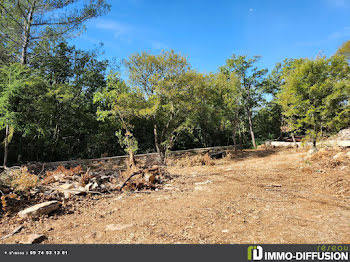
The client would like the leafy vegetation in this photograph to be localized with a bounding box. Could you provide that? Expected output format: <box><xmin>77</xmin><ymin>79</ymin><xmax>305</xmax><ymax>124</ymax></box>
<box><xmin>0</xmin><ymin>1</ymin><xmax>349</xmax><ymax>166</ymax></box>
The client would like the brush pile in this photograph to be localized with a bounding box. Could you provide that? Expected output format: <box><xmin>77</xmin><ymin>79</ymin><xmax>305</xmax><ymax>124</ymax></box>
<box><xmin>0</xmin><ymin>163</ymin><xmax>171</xmax><ymax>217</ymax></box>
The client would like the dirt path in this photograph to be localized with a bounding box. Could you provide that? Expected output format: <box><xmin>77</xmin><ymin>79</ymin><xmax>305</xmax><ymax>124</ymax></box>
<box><xmin>1</xmin><ymin>149</ymin><xmax>350</xmax><ymax>243</ymax></box>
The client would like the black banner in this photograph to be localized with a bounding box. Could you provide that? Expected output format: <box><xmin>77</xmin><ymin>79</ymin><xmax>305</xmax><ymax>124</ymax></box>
<box><xmin>0</xmin><ymin>244</ymin><xmax>349</xmax><ymax>262</ymax></box>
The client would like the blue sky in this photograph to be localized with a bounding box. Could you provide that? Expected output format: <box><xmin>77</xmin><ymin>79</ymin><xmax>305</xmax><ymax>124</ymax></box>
<box><xmin>70</xmin><ymin>0</ymin><xmax>350</xmax><ymax>76</ymax></box>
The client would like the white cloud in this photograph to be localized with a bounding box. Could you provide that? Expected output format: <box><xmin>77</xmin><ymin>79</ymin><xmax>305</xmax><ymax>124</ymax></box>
<box><xmin>95</xmin><ymin>20</ymin><xmax>132</xmax><ymax>39</ymax></box>
<box><xmin>249</xmin><ymin>8</ymin><xmax>255</xmax><ymax>12</ymax></box>
<box><xmin>329</xmin><ymin>26</ymin><xmax>350</xmax><ymax>39</ymax></box>
<box><xmin>150</xmin><ymin>40</ymin><xmax>168</xmax><ymax>50</ymax></box>
<box><xmin>295</xmin><ymin>26</ymin><xmax>350</xmax><ymax>47</ymax></box>
<box><xmin>94</xmin><ymin>19</ymin><xmax>169</xmax><ymax>51</ymax></box>
<box><xmin>326</xmin><ymin>0</ymin><xmax>349</xmax><ymax>8</ymax></box>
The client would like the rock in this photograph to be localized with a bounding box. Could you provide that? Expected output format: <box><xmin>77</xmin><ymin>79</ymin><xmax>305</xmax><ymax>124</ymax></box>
<box><xmin>105</xmin><ymin>224</ymin><xmax>133</xmax><ymax>231</ymax></box>
<box><xmin>346</xmin><ymin>151</ymin><xmax>350</xmax><ymax>158</ymax></box>
<box><xmin>91</xmin><ymin>182</ymin><xmax>99</xmax><ymax>190</ymax></box>
<box><xmin>333</xmin><ymin>152</ymin><xmax>345</xmax><ymax>160</ymax></box>
<box><xmin>84</xmin><ymin>182</ymin><xmax>93</xmax><ymax>191</ymax></box>
<box><xmin>337</xmin><ymin>128</ymin><xmax>350</xmax><ymax>140</ymax></box>
<box><xmin>63</xmin><ymin>191</ymin><xmax>72</xmax><ymax>199</ymax></box>
<box><xmin>59</xmin><ymin>183</ymin><xmax>74</xmax><ymax>190</ymax></box>
<box><xmin>307</xmin><ymin>147</ymin><xmax>318</xmax><ymax>156</ymax></box>
<box><xmin>195</xmin><ymin>180</ymin><xmax>212</xmax><ymax>185</ymax></box>
<box><xmin>195</xmin><ymin>186</ymin><xmax>204</xmax><ymax>191</ymax></box>
<box><xmin>20</xmin><ymin>234</ymin><xmax>46</xmax><ymax>244</ymax></box>
<box><xmin>221</xmin><ymin>229</ymin><xmax>229</xmax><ymax>233</ymax></box>
<box><xmin>209</xmin><ymin>151</ymin><xmax>226</xmax><ymax>159</ymax></box>
<box><xmin>18</xmin><ymin>201</ymin><xmax>60</xmax><ymax>218</ymax></box>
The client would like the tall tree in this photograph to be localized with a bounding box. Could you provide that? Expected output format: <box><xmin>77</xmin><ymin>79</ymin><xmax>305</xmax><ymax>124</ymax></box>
<box><xmin>94</xmin><ymin>72</ymin><xmax>143</xmax><ymax>168</ymax></box>
<box><xmin>211</xmin><ymin>72</ymin><xmax>242</xmax><ymax>149</ymax></box>
<box><xmin>0</xmin><ymin>63</ymin><xmax>47</xmax><ymax>166</ymax></box>
<box><xmin>0</xmin><ymin>0</ymin><xmax>110</xmax><ymax>65</ymax></box>
<box><xmin>277</xmin><ymin>55</ymin><xmax>350</xmax><ymax>148</ymax></box>
<box><xmin>336</xmin><ymin>40</ymin><xmax>350</xmax><ymax>60</ymax></box>
<box><xmin>124</xmin><ymin>50</ymin><xmax>192</xmax><ymax>164</ymax></box>
<box><xmin>220</xmin><ymin>55</ymin><xmax>267</xmax><ymax>148</ymax></box>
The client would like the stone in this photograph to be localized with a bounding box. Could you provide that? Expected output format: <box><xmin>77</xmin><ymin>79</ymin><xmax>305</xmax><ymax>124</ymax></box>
<box><xmin>84</xmin><ymin>182</ymin><xmax>93</xmax><ymax>191</ymax></box>
<box><xmin>59</xmin><ymin>183</ymin><xmax>74</xmax><ymax>190</ymax></box>
<box><xmin>346</xmin><ymin>151</ymin><xmax>350</xmax><ymax>158</ymax></box>
<box><xmin>105</xmin><ymin>224</ymin><xmax>133</xmax><ymax>231</ymax></box>
<box><xmin>333</xmin><ymin>152</ymin><xmax>345</xmax><ymax>160</ymax></box>
<box><xmin>91</xmin><ymin>182</ymin><xmax>99</xmax><ymax>190</ymax></box>
<box><xmin>63</xmin><ymin>191</ymin><xmax>72</xmax><ymax>199</ymax></box>
<box><xmin>195</xmin><ymin>186</ymin><xmax>204</xmax><ymax>191</ymax></box>
<box><xmin>195</xmin><ymin>180</ymin><xmax>212</xmax><ymax>186</ymax></box>
<box><xmin>307</xmin><ymin>147</ymin><xmax>318</xmax><ymax>156</ymax></box>
<box><xmin>18</xmin><ymin>201</ymin><xmax>60</xmax><ymax>218</ymax></box>
<box><xmin>337</xmin><ymin>128</ymin><xmax>350</xmax><ymax>140</ymax></box>
<box><xmin>21</xmin><ymin>234</ymin><xmax>46</xmax><ymax>244</ymax></box>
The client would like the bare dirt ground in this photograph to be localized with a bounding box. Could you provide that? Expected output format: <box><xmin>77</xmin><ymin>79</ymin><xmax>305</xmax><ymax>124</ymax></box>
<box><xmin>1</xmin><ymin>148</ymin><xmax>349</xmax><ymax>244</ymax></box>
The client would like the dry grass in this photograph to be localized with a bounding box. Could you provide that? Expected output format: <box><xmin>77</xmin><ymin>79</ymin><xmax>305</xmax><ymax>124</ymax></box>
<box><xmin>308</xmin><ymin>148</ymin><xmax>350</xmax><ymax>168</ymax></box>
<box><xmin>42</xmin><ymin>165</ymin><xmax>84</xmax><ymax>185</ymax></box>
<box><xmin>168</xmin><ymin>153</ymin><xmax>215</xmax><ymax>167</ymax></box>
<box><xmin>10</xmin><ymin>167</ymin><xmax>38</xmax><ymax>193</ymax></box>
<box><xmin>80</xmin><ymin>169</ymin><xmax>91</xmax><ymax>186</ymax></box>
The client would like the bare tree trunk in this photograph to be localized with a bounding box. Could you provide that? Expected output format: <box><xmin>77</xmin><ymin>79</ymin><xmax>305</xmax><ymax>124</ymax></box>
<box><xmin>231</xmin><ymin>120</ymin><xmax>238</xmax><ymax>150</ymax></box>
<box><xmin>247</xmin><ymin>110</ymin><xmax>256</xmax><ymax>148</ymax></box>
<box><xmin>291</xmin><ymin>132</ymin><xmax>296</xmax><ymax>146</ymax></box>
<box><xmin>238</xmin><ymin>126</ymin><xmax>242</xmax><ymax>149</ymax></box>
<box><xmin>129</xmin><ymin>151</ymin><xmax>136</xmax><ymax>167</ymax></box>
<box><xmin>153</xmin><ymin>122</ymin><xmax>165</xmax><ymax>164</ymax></box>
<box><xmin>20</xmin><ymin>2</ymin><xmax>35</xmax><ymax>64</ymax></box>
<box><xmin>3</xmin><ymin>124</ymin><xmax>9</xmax><ymax>167</ymax></box>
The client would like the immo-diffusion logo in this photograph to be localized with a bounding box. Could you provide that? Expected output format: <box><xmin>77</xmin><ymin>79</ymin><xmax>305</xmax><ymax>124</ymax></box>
<box><xmin>247</xmin><ymin>246</ymin><xmax>263</xmax><ymax>261</ymax></box>
<box><xmin>247</xmin><ymin>245</ymin><xmax>349</xmax><ymax>261</ymax></box>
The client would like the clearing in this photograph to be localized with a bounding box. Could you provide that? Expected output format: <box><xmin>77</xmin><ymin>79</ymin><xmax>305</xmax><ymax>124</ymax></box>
<box><xmin>1</xmin><ymin>148</ymin><xmax>349</xmax><ymax>244</ymax></box>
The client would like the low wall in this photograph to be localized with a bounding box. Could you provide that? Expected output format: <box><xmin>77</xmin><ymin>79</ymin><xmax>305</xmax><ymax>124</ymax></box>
<box><xmin>29</xmin><ymin>145</ymin><xmax>234</xmax><ymax>171</ymax></box>
<box><xmin>266</xmin><ymin>140</ymin><xmax>350</xmax><ymax>148</ymax></box>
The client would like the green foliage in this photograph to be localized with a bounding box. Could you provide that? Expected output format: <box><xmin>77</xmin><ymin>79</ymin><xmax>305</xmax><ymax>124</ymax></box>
<box><xmin>0</xmin><ymin>0</ymin><xmax>110</xmax><ymax>64</ymax></box>
<box><xmin>115</xmin><ymin>130</ymin><xmax>138</xmax><ymax>155</ymax></box>
<box><xmin>277</xmin><ymin>55</ymin><xmax>350</xmax><ymax>145</ymax></box>
<box><xmin>336</xmin><ymin>40</ymin><xmax>350</xmax><ymax>60</ymax></box>
<box><xmin>220</xmin><ymin>55</ymin><xmax>268</xmax><ymax>148</ymax></box>
<box><xmin>94</xmin><ymin>72</ymin><xmax>143</xmax><ymax>157</ymax></box>
<box><xmin>124</xmin><ymin>50</ymin><xmax>193</xmax><ymax>162</ymax></box>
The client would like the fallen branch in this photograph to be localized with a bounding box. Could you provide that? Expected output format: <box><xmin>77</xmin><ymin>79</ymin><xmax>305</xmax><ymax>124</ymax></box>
<box><xmin>0</xmin><ymin>225</ymin><xmax>23</xmax><ymax>240</ymax></box>
<box><xmin>118</xmin><ymin>166</ymin><xmax>160</xmax><ymax>192</ymax></box>
<box><xmin>118</xmin><ymin>170</ymin><xmax>144</xmax><ymax>192</ymax></box>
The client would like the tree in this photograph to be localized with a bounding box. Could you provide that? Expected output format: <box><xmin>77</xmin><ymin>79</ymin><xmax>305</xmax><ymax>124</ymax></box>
<box><xmin>211</xmin><ymin>72</ymin><xmax>242</xmax><ymax>149</ymax></box>
<box><xmin>0</xmin><ymin>63</ymin><xmax>47</xmax><ymax>166</ymax></box>
<box><xmin>124</xmin><ymin>50</ymin><xmax>192</xmax><ymax>164</ymax></box>
<box><xmin>277</xmin><ymin>55</ymin><xmax>350</xmax><ymax>148</ymax></box>
<box><xmin>94</xmin><ymin>72</ymin><xmax>143</xmax><ymax>168</ymax></box>
<box><xmin>336</xmin><ymin>40</ymin><xmax>350</xmax><ymax>60</ymax></box>
<box><xmin>0</xmin><ymin>0</ymin><xmax>110</xmax><ymax>64</ymax></box>
<box><xmin>220</xmin><ymin>55</ymin><xmax>268</xmax><ymax>148</ymax></box>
